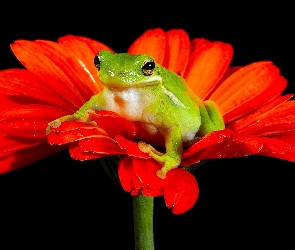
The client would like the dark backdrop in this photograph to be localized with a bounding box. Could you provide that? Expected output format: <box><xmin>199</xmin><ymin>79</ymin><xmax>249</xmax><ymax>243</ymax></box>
<box><xmin>1</xmin><ymin>3</ymin><xmax>294</xmax><ymax>249</ymax></box>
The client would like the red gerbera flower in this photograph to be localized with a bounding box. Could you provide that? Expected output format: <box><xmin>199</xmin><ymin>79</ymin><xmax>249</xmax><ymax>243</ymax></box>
<box><xmin>0</xmin><ymin>28</ymin><xmax>294</xmax><ymax>214</ymax></box>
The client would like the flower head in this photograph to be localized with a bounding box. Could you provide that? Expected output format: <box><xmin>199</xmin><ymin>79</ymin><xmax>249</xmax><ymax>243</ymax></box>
<box><xmin>0</xmin><ymin>28</ymin><xmax>294</xmax><ymax>214</ymax></box>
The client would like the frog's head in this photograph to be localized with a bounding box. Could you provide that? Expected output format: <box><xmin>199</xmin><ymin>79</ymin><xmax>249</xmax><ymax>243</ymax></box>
<box><xmin>94</xmin><ymin>50</ymin><xmax>162</xmax><ymax>88</ymax></box>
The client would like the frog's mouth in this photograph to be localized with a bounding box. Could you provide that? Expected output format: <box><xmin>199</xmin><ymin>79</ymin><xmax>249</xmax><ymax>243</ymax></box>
<box><xmin>103</xmin><ymin>75</ymin><xmax>162</xmax><ymax>89</ymax></box>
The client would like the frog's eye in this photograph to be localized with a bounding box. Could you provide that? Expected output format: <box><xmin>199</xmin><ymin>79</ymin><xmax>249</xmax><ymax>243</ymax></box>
<box><xmin>142</xmin><ymin>58</ymin><xmax>155</xmax><ymax>76</ymax></box>
<box><xmin>94</xmin><ymin>54</ymin><xmax>101</xmax><ymax>70</ymax></box>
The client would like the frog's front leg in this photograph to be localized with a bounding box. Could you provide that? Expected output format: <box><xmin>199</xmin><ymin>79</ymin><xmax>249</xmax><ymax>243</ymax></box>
<box><xmin>46</xmin><ymin>110</ymin><xmax>95</xmax><ymax>134</ymax></box>
<box><xmin>46</xmin><ymin>93</ymin><xmax>105</xmax><ymax>134</ymax></box>
<box><xmin>138</xmin><ymin>125</ymin><xmax>182</xmax><ymax>179</ymax></box>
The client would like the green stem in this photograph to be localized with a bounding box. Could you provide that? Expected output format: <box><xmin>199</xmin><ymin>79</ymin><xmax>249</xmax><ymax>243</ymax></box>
<box><xmin>133</xmin><ymin>195</ymin><xmax>155</xmax><ymax>250</ymax></box>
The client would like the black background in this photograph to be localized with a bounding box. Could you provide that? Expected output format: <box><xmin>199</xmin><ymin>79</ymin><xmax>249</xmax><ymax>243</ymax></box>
<box><xmin>0</xmin><ymin>3</ymin><xmax>294</xmax><ymax>249</ymax></box>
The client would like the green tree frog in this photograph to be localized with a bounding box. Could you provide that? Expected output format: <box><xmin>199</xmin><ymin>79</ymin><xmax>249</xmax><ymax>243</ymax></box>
<box><xmin>48</xmin><ymin>50</ymin><xmax>225</xmax><ymax>178</ymax></box>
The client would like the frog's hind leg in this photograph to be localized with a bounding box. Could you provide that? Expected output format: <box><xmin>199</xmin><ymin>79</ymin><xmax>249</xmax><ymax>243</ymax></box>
<box><xmin>138</xmin><ymin>141</ymin><xmax>181</xmax><ymax>179</ymax></box>
<box><xmin>197</xmin><ymin>100</ymin><xmax>225</xmax><ymax>136</ymax></box>
<box><xmin>138</xmin><ymin>125</ymin><xmax>182</xmax><ymax>179</ymax></box>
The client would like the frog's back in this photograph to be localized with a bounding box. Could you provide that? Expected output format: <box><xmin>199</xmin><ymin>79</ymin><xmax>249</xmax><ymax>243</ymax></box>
<box><xmin>159</xmin><ymin>67</ymin><xmax>197</xmax><ymax>109</ymax></box>
<box><xmin>156</xmin><ymin>67</ymin><xmax>201</xmax><ymax>141</ymax></box>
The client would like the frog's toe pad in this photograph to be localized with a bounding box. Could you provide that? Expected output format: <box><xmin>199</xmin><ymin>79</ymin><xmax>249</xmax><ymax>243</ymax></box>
<box><xmin>138</xmin><ymin>141</ymin><xmax>163</xmax><ymax>156</ymax></box>
<box><xmin>48</xmin><ymin>119</ymin><xmax>61</xmax><ymax>129</ymax></box>
<box><xmin>138</xmin><ymin>141</ymin><xmax>150</xmax><ymax>153</ymax></box>
<box><xmin>156</xmin><ymin>169</ymin><xmax>166</xmax><ymax>179</ymax></box>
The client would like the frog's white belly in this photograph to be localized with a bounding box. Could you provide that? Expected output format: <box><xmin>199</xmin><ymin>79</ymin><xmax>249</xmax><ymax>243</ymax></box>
<box><xmin>103</xmin><ymin>87</ymin><xmax>150</xmax><ymax>121</ymax></box>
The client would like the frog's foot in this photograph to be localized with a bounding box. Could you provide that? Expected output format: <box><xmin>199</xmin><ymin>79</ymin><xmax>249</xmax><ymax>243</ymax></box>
<box><xmin>155</xmin><ymin>158</ymin><xmax>180</xmax><ymax>179</ymax></box>
<box><xmin>79</xmin><ymin>109</ymin><xmax>97</xmax><ymax>124</ymax></box>
<box><xmin>48</xmin><ymin>119</ymin><xmax>62</xmax><ymax>129</ymax></box>
<box><xmin>46</xmin><ymin>119</ymin><xmax>62</xmax><ymax>135</ymax></box>
<box><xmin>138</xmin><ymin>141</ymin><xmax>180</xmax><ymax>179</ymax></box>
<box><xmin>138</xmin><ymin>141</ymin><xmax>164</xmax><ymax>157</ymax></box>
<box><xmin>46</xmin><ymin>110</ymin><xmax>97</xmax><ymax>135</ymax></box>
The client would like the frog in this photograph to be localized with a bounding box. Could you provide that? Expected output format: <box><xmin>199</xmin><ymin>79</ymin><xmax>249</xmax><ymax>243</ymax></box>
<box><xmin>47</xmin><ymin>50</ymin><xmax>225</xmax><ymax>179</ymax></box>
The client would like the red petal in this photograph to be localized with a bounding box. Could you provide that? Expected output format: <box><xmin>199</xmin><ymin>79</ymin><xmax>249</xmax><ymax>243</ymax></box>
<box><xmin>270</xmin><ymin>134</ymin><xmax>295</xmax><ymax>146</ymax></box>
<box><xmin>141</xmin><ymin>188</ymin><xmax>163</xmax><ymax>197</ymax></box>
<box><xmin>118</xmin><ymin>156</ymin><xmax>135</xmax><ymax>192</ymax></box>
<box><xmin>90</xmin><ymin>111</ymin><xmax>137</xmax><ymax>141</ymax></box>
<box><xmin>133</xmin><ymin>158</ymin><xmax>165</xmax><ymax>190</ymax></box>
<box><xmin>115</xmin><ymin>135</ymin><xmax>149</xmax><ymax>158</ymax></box>
<box><xmin>182</xmin><ymin>129</ymin><xmax>233</xmax><ymax>158</ymax></box>
<box><xmin>0</xmin><ymin>69</ymin><xmax>76</xmax><ymax>110</ymax></box>
<box><xmin>164</xmin><ymin>168</ymin><xmax>199</xmax><ymax>214</ymax></box>
<box><xmin>184</xmin><ymin>41</ymin><xmax>233</xmax><ymax>100</ymax></box>
<box><xmin>0</xmin><ymin>142</ymin><xmax>65</xmax><ymax>174</ymax></box>
<box><xmin>35</xmin><ymin>39</ymin><xmax>98</xmax><ymax>101</ymax></box>
<box><xmin>181</xmin><ymin>129</ymin><xmax>233</xmax><ymax>166</ymax></box>
<box><xmin>76</xmin><ymin>137</ymin><xmax>124</xmax><ymax>155</ymax></box>
<box><xmin>59</xmin><ymin>35</ymin><xmax>113</xmax><ymax>55</ymax></box>
<box><xmin>259</xmin><ymin>137</ymin><xmax>295</xmax><ymax>161</ymax></box>
<box><xmin>57</xmin><ymin>35</ymin><xmax>112</xmax><ymax>93</ymax></box>
<box><xmin>189</xmin><ymin>38</ymin><xmax>211</xmax><ymax>54</ymax></box>
<box><xmin>227</xmin><ymin>94</ymin><xmax>293</xmax><ymax>133</ymax></box>
<box><xmin>0</xmin><ymin>133</ymin><xmax>44</xmax><ymax>153</ymax></box>
<box><xmin>0</xmin><ymin>105</ymin><xmax>69</xmax><ymax>138</ymax></box>
<box><xmin>68</xmin><ymin>141</ymin><xmax>112</xmax><ymax>160</ymax></box>
<box><xmin>48</xmin><ymin>124</ymin><xmax>108</xmax><ymax>145</ymax></box>
<box><xmin>223</xmin><ymin>75</ymin><xmax>287</xmax><ymax>123</ymax></box>
<box><xmin>0</xmin><ymin>94</ymin><xmax>44</xmax><ymax>111</ymax></box>
<box><xmin>11</xmin><ymin>40</ymin><xmax>85</xmax><ymax>108</ymax></box>
<box><xmin>210</xmin><ymin>62</ymin><xmax>286</xmax><ymax>118</ymax></box>
<box><xmin>241</xmin><ymin>100</ymin><xmax>295</xmax><ymax>136</ymax></box>
<box><xmin>205</xmin><ymin>134</ymin><xmax>263</xmax><ymax>159</ymax></box>
<box><xmin>131</xmin><ymin>189</ymin><xmax>141</xmax><ymax>196</ymax></box>
<box><xmin>162</xmin><ymin>29</ymin><xmax>190</xmax><ymax>76</ymax></box>
<box><xmin>132</xmin><ymin>168</ymin><xmax>146</xmax><ymax>190</ymax></box>
<box><xmin>180</xmin><ymin>151</ymin><xmax>205</xmax><ymax>167</ymax></box>
<box><xmin>209</xmin><ymin>66</ymin><xmax>243</xmax><ymax>97</ymax></box>
<box><xmin>127</xmin><ymin>28</ymin><xmax>166</xmax><ymax>64</ymax></box>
